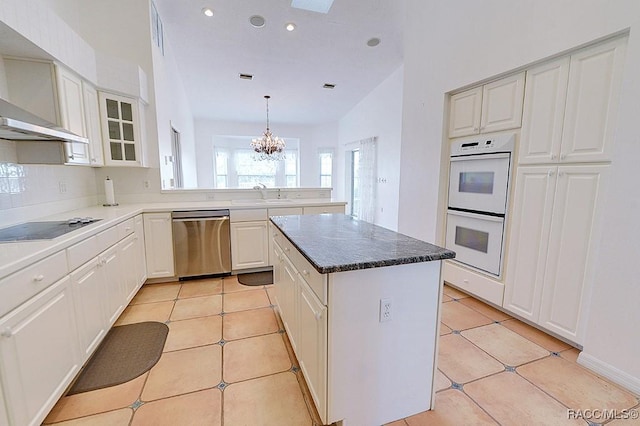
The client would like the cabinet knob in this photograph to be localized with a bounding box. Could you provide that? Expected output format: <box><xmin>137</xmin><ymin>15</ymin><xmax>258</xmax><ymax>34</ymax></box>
<box><xmin>125</xmin><ymin>227</ymin><xmax>132</xmax><ymax>232</ymax></box>
<box><xmin>1</xmin><ymin>327</ymin><xmax>13</xmax><ymax>338</ymax></box>
<box><xmin>560</xmin><ymin>153</ymin><xmax>567</xmax><ymax>160</ymax></box>
<box><xmin>284</xmin><ymin>247</ymin><xmax>290</xmax><ymax>253</ymax></box>
<box><xmin>463</xmin><ymin>279</ymin><xmax>469</xmax><ymax>284</ymax></box>
<box><xmin>315</xmin><ymin>312</ymin><xmax>322</xmax><ymax>321</ymax></box>
<box><xmin>558</xmin><ymin>172</ymin><xmax>565</xmax><ymax>177</ymax></box>
<box><xmin>548</xmin><ymin>170</ymin><xmax>554</xmax><ymax>177</ymax></box>
<box><xmin>33</xmin><ymin>274</ymin><xmax>45</xmax><ymax>282</ymax></box>
<box><xmin>302</xmin><ymin>270</ymin><xmax>310</xmax><ymax>276</ymax></box>
<box><xmin>551</xmin><ymin>154</ymin><xmax>557</xmax><ymax>160</ymax></box>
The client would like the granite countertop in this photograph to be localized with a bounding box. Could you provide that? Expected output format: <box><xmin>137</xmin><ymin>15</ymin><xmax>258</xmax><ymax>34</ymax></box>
<box><xmin>270</xmin><ymin>214</ymin><xmax>455</xmax><ymax>274</ymax></box>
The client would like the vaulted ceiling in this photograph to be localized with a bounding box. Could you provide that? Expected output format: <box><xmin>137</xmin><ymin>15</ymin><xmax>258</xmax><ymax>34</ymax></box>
<box><xmin>153</xmin><ymin>0</ymin><xmax>405</xmax><ymax>125</ymax></box>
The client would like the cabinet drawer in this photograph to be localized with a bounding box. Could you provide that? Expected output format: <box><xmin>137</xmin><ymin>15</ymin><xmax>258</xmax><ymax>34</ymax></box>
<box><xmin>0</xmin><ymin>250</ymin><xmax>68</xmax><ymax>316</ymax></box>
<box><xmin>117</xmin><ymin>218</ymin><xmax>135</xmax><ymax>239</ymax></box>
<box><xmin>277</xmin><ymin>233</ymin><xmax>326</xmax><ymax>305</ymax></box>
<box><xmin>67</xmin><ymin>235</ymin><xmax>98</xmax><ymax>271</ymax></box>
<box><xmin>231</xmin><ymin>209</ymin><xmax>267</xmax><ymax>222</ymax></box>
<box><xmin>303</xmin><ymin>205</ymin><xmax>345</xmax><ymax>215</ymax></box>
<box><xmin>96</xmin><ymin>225</ymin><xmax>120</xmax><ymax>251</ymax></box>
<box><xmin>268</xmin><ymin>207</ymin><xmax>303</xmax><ymax>216</ymax></box>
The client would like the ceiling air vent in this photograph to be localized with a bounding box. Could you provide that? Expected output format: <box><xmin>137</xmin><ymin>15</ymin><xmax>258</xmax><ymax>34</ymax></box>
<box><xmin>323</xmin><ymin>83</ymin><xmax>336</xmax><ymax>89</ymax></box>
<box><xmin>239</xmin><ymin>73</ymin><xmax>253</xmax><ymax>80</ymax></box>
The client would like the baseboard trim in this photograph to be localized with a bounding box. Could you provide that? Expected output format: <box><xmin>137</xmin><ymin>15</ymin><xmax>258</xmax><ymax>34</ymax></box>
<box><xmin>578</xmin><ymin>352</ymin><xmax>640</xmax><ymax>395</ymax></box>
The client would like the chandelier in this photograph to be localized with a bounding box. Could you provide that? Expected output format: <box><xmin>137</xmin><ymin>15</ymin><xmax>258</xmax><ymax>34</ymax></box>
<box><xmin>251</xmin><ymin>95</ymin><xmax>286</xmax><ymax>161</ymax></box>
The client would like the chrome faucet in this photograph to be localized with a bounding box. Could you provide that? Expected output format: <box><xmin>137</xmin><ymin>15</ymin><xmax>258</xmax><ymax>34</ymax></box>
<box><xmin>253</xmin><ymin>183</ymin><xmax>267</xmax><ymax>199</ymax></box>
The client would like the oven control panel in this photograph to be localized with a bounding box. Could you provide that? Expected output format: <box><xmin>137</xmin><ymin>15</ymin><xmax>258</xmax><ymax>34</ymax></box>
<box><xmin>450</xmin><ymin>133</ymin><xmax>515</xmax><ymax>156</ymax></box>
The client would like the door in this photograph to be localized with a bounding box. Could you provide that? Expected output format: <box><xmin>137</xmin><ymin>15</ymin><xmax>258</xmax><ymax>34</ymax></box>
<box><xmin>70</xmin><ymin>257</ymin><xmax>108</xmax><ymax>357</ymax></box>
<box><xmin>297</xmin><ymin>276</ymin><xmax>327</xmax><ymax>420</ymax></box>
<box><xmin>143</xmin><ymin>213</ymin><xmax>175</xmax><ymax>278</ymax></box>
<box><xmin>445</xmin><ymin>210</ymin><xmax>505</xmax><ymax>276</ymax></box>
<box><xmin>448</xmin><ymin>153</ymin><xmax>511</xmax><ymax>214</ymax></box>
<box><xmin>480</xmin><ymin>72</ymin><xmax>525</xmax><ymax>134</ymax></box>
<box><xmin>561</xmin><ymin>37</ymin><xmax>626</xmax><ymax>163</ymax></box>
<box><xmin>538</xmin><ymin>165</ymin><xmax>608</xmax><ymax>343</ymax></box>
<box><xmin>449</xmin><ymin>86</ymin><xmax>482</xmax><ymax>138</ymax></box>
<box><xmin>230</xmin><ymin>221</ymin><xmax>268</xmax><ymax>270</ymax></box>
<box><xmin>57</xmin><ymin>66</ymin><xmax>90</xmax><ymax>165</ymax></box>
<box><xmin>103</xmin><ymin>245</ymin><xmax>124</xmax><ymax>326</ymax></box>
<box><xmin>0</xmin><ymin>277</ymin><xmax>80</xmax><ymax>426</ymax></box>
<box><xmin>120</xmin><ymin>234</ymin><xmax>139</xmax><ymax>305</ymax></box>
<box><xmin>99</xmin><ymin>91</ymin><xmax>142</xmax><ymax>166</ymax></box>
<box><xmin>503</xmin><ymin>166</ymin><xmax>556</xmax><ymax>321</ymax></box>
<box><xmin>134</xmin><ymin>215</ymin><xmax>147</xmax><ymax>287</ymax></box>
<box><xmin>82</xmin><ymin>82</ymin><xmax>104</xmax><ymax>166</ymax></box>
<box><xmin>519</xmin><ymin>58</ymin><xmax>570</xmax><ymax>164</ymax></box>
<box><xmin>280</xmin><ymin>255</ymin><xmax>299</xmax><ymax>351</ymax></box>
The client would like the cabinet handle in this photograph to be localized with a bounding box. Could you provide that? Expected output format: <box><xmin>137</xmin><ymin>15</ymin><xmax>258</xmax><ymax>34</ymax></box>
<box><xmin>548</xmin><ymin>170</ymin><xmax>554</xmax><ymax>177</ymax></box>
<box><xmin>33</xmin><ymin>274</ymin><xmax>45</xmax><ymax>282</ymax></box>
<box><xmin>560</xmin><ymin>153</ymin><xmax>566</xmax><ymax>160</ymax></box>
<box><xmin>284</xmin><ymin>247</ymin><xmax>290</xmax><ymax>253</ymax></box>
<box><xmin>551</xmin><ymin>154</ymin><xmax>557</xmax><ymax>160</ymax></box>
<box><xmin>473</xmin><ymin>127</ymin><xmax>479</xmax><ymax>132</ymax></box>
<box><xmin>302</xmin><ymin>270</ymin><xmax>310</xmax><ymax>276</ymax></box>
<box><xmin>1</xmin><ymin>327</ymin><xmax>13</xmax><ymax>338</ymax></box>
<box><xmin>125</xmin><ymin>227</ymin><xmax>132</xmax><ymax>232</ymax></box>
<box><xmin>315</xmin><ymin>312</ymin><xmax>322</xmax><ymax>321</ymax></box>
<box><xmin>463</xmin><ymin>279</ymin><xmax>469</xmax><ymax>284</ymax></box>
<box><xmin>558</xmin><ymin>171</ymin><xmax>565</xmax><ymax>177</ymax></box>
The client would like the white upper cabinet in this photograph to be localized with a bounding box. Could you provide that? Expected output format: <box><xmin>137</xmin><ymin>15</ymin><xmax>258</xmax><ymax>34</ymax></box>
<box><xmin>519</xmin><ymin>37</ymin><xmax>627</xmax><ymax>164</ymax></box>
<box><xmin>561</xmin><ymin>37</ymin><xmax>626</xmax><ymax>163</ymax></box>
<box><xmin>448</xmin><ymin>87</ymin><xmax>483</xmax><ymax>138</ymax></box>
<box><xmin>56</xmin><ymin>65</ymin><xmax>91</xmax><ymax>165</ymax></box>
<box><xmin>519</xmin><ymin>58</ymin><xmax>570</xmax><ymax>164</ymax></box>
<box><xmin>449</xmin><ymin>73</ymin><xmax>525</xmax><ymax>138</ymax></box>
<box><xmin>480</xmin><ymin>72</ymin><xmax>526</xmax><ymax>134</ymax></box>
<box><xmin>99</xmin><ymin>91</ymin><xmax>144</xmax><ymax>167</ymax></box>
<box><xmin>82</xmin><ymin>81</ymin><xmax>105</xmax><ymax>166</ymax></box>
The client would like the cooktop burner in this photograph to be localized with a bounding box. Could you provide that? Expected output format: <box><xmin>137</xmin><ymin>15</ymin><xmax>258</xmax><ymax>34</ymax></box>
<box><xmin>0</xmin><ymin>218</ymin><xmax>102</xmax><ymax>242</ymax></box>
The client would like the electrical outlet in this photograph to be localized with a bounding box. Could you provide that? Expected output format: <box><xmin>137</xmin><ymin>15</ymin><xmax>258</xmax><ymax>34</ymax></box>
<box><xmin>143</xmin><ymin>180</ymin><xmax>150</xmax><ymax>189</ymax></box>
<box><xmin>58</xmin><ymin>181</ymin><xmax>67</xmax><ymax>194</ymax></box>
<box><xmin>379</xmin><ymin>298</ymin><xmax>392</xmax><ymax>322</ymax></box>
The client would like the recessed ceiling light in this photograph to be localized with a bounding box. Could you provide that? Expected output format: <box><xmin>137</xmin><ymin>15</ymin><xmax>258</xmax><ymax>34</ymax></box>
<box><xmin>202</xmin><ymin>7</ymin><xmax>214</xmax><ymax>17</ymax></box>
<box><xmin>249</xmin><ymin>15</ymin><xmax>266</xmax><ymax>28</ymax></box>
<box><xmin>367</xmin><ymin>37</ymin><xmax>381</xmax><ymax>47</ymax></box>
<box><xmin>323</xmin><ymin>83</ymin><xmax>336</xmax><ymax>89</ymax></box>
<box><xmin>285</xmin><ymin>23</ymin><xmax>296</xmax><ymax>32</ymax></box>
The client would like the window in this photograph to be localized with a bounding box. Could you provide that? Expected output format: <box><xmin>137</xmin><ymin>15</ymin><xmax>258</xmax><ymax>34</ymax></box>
<box><xmin>350</xmin><ymin>149</ymin><xmax>360</xmax><ymax>217</ymax></box>
<box><xmin>212</xmin><ymin>144</ymin><xmax>299</xmax><ymax>188</ymax></box>
<box><xmin>319</xmin><ymin>150</ymin><xmax>333</xmax><ymax>188</ymax></box>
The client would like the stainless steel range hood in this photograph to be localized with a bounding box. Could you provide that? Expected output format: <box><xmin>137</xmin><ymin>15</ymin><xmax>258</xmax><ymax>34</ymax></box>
<box><xmin>0</xmin><ymin>98</ymin><xmax>88</xmax><ymax>144</ymax></box>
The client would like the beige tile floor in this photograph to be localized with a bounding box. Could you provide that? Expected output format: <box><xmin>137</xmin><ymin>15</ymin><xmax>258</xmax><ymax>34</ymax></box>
<box><xmin>43</xmin><ymin>279</ymin><xmax>639</xmax><ymax>426</ymax></box>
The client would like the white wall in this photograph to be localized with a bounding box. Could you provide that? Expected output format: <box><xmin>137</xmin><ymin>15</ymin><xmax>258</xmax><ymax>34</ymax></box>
<box><xmin>194</xmin><ymin>119</ymin><xmax>338</xmax><ymax>188</ymax></box>
<box><xmin>337</xmin><ymin>65</ymin><xmax>403</xmax><ymax>231</ymax></box>
<box><xmin>401</xmin><ymin>0</ymin><xmax>640</xmax><ymax>392</ymax></box>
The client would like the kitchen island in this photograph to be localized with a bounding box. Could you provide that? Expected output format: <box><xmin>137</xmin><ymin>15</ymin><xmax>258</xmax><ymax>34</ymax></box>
<box><xmin>269</xmin><ymin>214</ymin><xmax>455</xmax><ymax>426</ymax></box>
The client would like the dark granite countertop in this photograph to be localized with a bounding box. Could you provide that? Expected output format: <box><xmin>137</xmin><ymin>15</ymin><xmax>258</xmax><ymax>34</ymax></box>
<box><xmin>270</xmin><ymin>214</ymin><xmax>455</xmax><ymax>274</ymax></box>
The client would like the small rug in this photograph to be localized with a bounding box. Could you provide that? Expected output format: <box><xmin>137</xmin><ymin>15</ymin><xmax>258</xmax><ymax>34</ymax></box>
<box><xmin>237</xmin><ymin>270</ymin><xmax>274</xmax><ymax>286</ymax></box>
<box><xmin>68</xmin><ymin>321</ymin><xmax>169</xmax><ymax>395</ymax></box>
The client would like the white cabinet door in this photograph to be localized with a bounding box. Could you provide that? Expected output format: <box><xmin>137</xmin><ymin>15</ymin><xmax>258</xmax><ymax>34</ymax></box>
<box><xmin>538</xmin><ymin>165</ymin><xmax>608</xmax><ymax>342</ymax></box>
<box><xmin>230</xmin><ymin>221</ymin><xmax>269</xmax><ymax>270</ymax></box>
<box><xmin>503</xmin><ymin>166</ymin><xmax>556</xmax><ymax>321</ymax></box>
<box><xmin>99</xmin><ymin>91</ymin><xmax>143</xmax><ymax>166</ymax></box>
<box><xmin>519</xmin><ymin>58</ymin><xmax>570</xmax><ymax>164</ymax></box>
<box><xmin>134</xmin><ymin>214</ymin><xmax>147</xmax><ymax>288</ymax></box>
<box><xmin>143</xmin><ymin>213</ymin><xmax>175</xmax><ymax>279</ymax></box>
<box><xmin>448</xmin><ymin>86</ymin><xmax>482</xmax><ymax>138</ymax></box>
<box><xmin>102</xmin><ymin>244</ymin><xmax>124</xmax><ymax>326</ymax></box>
<box><xmin>82</xmin><ymin>81</ymin><xmax>104</xmax><ymax>167</ymax></box>
<box><xmin>561</xmin><ymin>37</ymin><xmax>626</xmax><ymax>163</ymax></box>
<box><xmin>56</xmin><ymin>65</ymin><xmax>90</xmax><ymax>165</ymax></box>
<box><xmin>120</xmin><ymin>234</ymin><xmax>139</xmax><ymax>305</ymax></box>
<box><xmin>297</xmin><ymin>276</ymin><xmax>327</xmax><ymax>420</ymax></box>
<box><xmin>480</xmin><ymin>72</ymin><xmax>525</xmax><ymax>134</ymax></box>
<box><xmin>280</xmin><ymin>255</ymin><xmax>299</xmax><ymax>352</ymax></box>
<box><xmin>0</xmin><ymin>277</ymin><xmax>80</xmax><ymax>426</ymax></box>
<box><xmin>70</xmin><ymin>257</ymin><xmax>108</xmax><ymax>358</ymax></box>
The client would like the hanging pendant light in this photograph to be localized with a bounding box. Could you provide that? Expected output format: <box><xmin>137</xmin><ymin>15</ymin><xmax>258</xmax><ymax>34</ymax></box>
<box><xmin>251</xmin><ymin>95</ymin><xmax>286</xmax><ymax>161</ymax></box>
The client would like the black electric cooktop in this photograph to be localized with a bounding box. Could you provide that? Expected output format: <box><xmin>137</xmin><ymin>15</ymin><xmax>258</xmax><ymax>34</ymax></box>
<box><xmin>0</xmin><ymin>218</ymin><xmax>102</xmax><ymax>242</ymax></box>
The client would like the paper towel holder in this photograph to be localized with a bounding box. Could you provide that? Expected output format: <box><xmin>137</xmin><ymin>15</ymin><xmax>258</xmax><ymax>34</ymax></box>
<box><xmin>103</xmin><ymin>176</ymin><xmax>119</xmax><ymax>207</ymax></box>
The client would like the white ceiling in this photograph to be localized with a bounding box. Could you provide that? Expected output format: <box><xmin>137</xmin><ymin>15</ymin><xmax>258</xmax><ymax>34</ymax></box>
<box><xmin>153</xmin><ymin>0</ymin><xmax>405</xmax><ymax>125</ymax></box>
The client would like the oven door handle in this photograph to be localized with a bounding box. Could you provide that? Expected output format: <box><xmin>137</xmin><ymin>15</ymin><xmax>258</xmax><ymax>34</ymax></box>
<box><xmin>450</xmin><ymin>152</ymin><xmax>511</xmax><ymax>161</ymax></box>
<box><xmin>446</xmin><ymin>209</ymin><xmax>504</xmax><ymax>222</ymax></box>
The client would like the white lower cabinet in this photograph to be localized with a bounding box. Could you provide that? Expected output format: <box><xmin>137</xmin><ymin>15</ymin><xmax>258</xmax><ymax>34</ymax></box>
<box><xmin>297</xmin><ymin>276</ymin><xmax>327</xmax><ymax>418</ymax></box>
<box><xmin>70</xmin><ymin>257</ymin><xmax>109</xmax><ymax>358</ymax></box>
<box><xmin>143</xmin><ymin>213</ymin><xmax>175</xmax><ymax>278</ymax></box>
<box><xmin>230</xmin><ymin>221</ymin><xmax>269</xmax><ymax>270</ymax></box>
<box><xmin>134</xmin><ymin>215</ymin><xmax>147</xmax><ymax>288</ymax></box>
<box><xmin>0</xmin><ymin>277</ymin><xmax>80</xmax><ymax>426</ymax></box>
<box><xmin>102</xmin><ymin>245</ymin><xmax>124</xmax><ymax>326</ymax></box>
<box><xmin>504</xmin><ymin>164</ymin><xmax>608</xmax><ymax>343</ymax></box>
<box><xmin>120</xmin><ymin>233</ymin><xmax>141</xmax><ymax>304</ymax></box>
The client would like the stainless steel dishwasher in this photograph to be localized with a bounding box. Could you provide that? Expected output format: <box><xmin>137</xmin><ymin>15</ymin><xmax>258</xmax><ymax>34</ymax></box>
<box><xmin>172</xmin><ymin>210</ymin><xmax>231</xmax><ymax>278</ymax></box>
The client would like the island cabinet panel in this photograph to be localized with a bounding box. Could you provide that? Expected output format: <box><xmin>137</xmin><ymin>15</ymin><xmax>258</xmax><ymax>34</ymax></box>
<box><xmin>327</xmin><ymin>262</ymin><xmax>440</xmax><ymax>425</ymax></box>
<box><xmin>143</xmin><ymin>213</ymin><xmax>175</xmax><ymax>279</ymax></box>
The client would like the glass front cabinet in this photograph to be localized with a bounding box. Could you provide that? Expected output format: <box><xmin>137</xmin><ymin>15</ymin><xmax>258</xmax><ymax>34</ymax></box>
<box><xmin>99</xmin><ymin>91</ymin><xmax>145</xmax><ymax>166</ymax></box>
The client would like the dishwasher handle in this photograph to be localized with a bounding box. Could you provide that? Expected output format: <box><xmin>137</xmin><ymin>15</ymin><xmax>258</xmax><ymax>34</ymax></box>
<box><xmin>172</xmin><ymin>216</ymin><xmax>229</xmax><ymax>223</ymax></box>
